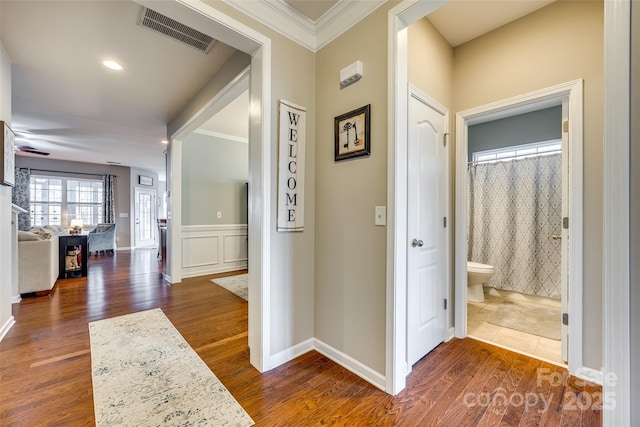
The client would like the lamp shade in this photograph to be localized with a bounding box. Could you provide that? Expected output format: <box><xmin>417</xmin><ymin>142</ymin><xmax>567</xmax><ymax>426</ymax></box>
<box><xmin>70</xmin><ymin>219</ymin><xmax>84</xmax><ymax>228</ymax></box>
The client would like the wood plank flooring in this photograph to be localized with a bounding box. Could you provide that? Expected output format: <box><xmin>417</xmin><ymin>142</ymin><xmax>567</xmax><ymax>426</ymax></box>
<box><xmin>0</xmin><ymin>249</ymin><xmax>602</xmax><ymax>426</ymax></box>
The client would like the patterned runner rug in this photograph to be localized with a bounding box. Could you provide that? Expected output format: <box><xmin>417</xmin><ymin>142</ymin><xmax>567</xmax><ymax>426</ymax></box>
<box><xmin>211</xmin><ymin>274</ymin><xmax>248</xmax><ymax>301</ymax></box>
<box><xmin>89</xmin><ymin>308</ymin><xmax>253</xmax><ymax>426</ymax></box>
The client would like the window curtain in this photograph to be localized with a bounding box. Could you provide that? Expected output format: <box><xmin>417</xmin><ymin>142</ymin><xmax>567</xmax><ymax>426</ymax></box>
<box><xmin>467</xmin><ymin>153</ymin><xmax>562</xmax><ymax>299</ymax></box>
<box><xmin>12</xmin><ymin>167</ymin><xmax>31</xmax><ymax>230</ymax></box>
<box><xmin>102</xmin><ymin>174</ymin><xmax>116</xmax><ymax>223</ymax></box>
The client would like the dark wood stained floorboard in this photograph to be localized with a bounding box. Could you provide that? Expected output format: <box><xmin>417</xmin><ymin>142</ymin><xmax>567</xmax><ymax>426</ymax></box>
<box><xmin>0</xmin><ymin>249</ymin><xmax>602</xmax><ymax>426</ymax></box>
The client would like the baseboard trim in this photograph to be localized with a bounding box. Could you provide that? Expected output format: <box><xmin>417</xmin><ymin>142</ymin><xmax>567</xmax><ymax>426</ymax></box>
<box><xmin>447</xmin><ymin>327</ymin><xmax>455</xmax><ymax>341</ymax></box>
<box><xmin>313</xmin><ymin>338</ymin><xmax>386</xmax><ymax>391</ymax></box>
<box><xmin>269</xmin><ymin>338</ymin><xmax>314</xmax><ymax>369</ymax></box>
<box><xmin>574</xmin><ymin>366</ymin><xmax>603</xmax><ymax>386</ymax></box>
<box><xmin>11</xmin><ymin>295</ymin><xmax>21</xmax><ymax>304</ymax></box>
<box><xmin>265</xmin><ymin>337</ymin><xmax>386</xmax><ymax>391</ymax></box>
<box><xmin>0</xmin><ymin>316</ymin><xmax>16</xmax><ymax>342</ymax></box>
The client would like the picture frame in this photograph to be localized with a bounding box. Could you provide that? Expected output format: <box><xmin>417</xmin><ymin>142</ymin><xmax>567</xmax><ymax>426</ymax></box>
<box><xmin>139</xmin><ymin>175</ymin><xmax>153</xmax><ymax>186</ymax></box>
<box><xmin>1</xmin><ymin>121</ymin><xmax>15</xmax><ymax>186</ymax></box>
<box><xmin>334</xmin><ymin>104</ymin><xmax>370</xmax><ymax>161</ymax></box>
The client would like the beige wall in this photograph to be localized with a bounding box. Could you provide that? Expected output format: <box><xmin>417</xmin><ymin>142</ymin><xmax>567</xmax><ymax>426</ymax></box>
<box><xmin>452</xmin><ymin>1</ymin><xmax>604</xmax><ymax>369</ymax></box>
<box><xmin>408</xmin><ymin>18</ymin><xmax>453</xmax><ymax>109</ymax></box>
<box><xmin>315</xmin><ymin>4</ymin><xmax>395</xmax><ymax>374</ymax></box>
<box><xmin>200</xmin><ymin>1</ymin><xmax>317</xmax><ymax>356</ymax></box>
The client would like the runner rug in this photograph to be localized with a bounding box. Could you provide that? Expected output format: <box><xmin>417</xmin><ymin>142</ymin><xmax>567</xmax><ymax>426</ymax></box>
<box><xmin>89</xmin><ymin>308</ymin><xmax>254</xmax><ymax>426</ymax></box>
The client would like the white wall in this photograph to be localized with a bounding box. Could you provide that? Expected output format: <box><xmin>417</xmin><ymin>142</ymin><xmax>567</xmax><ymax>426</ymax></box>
<box><xmin>0</xmin><ymin>40</ymin><xmax>14</xmax><ymax>339</ymax></box>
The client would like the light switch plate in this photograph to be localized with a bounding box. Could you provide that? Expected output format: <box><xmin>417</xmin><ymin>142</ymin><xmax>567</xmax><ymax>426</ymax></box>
<box><xmin>216</xmin><ymin>211</ymin><xmax>222</xmax><ymax>219</ymax></box>
<box><xmin>375</xmin><ymin>206</ymin><xmax>386</xmax><ymax>226</ymax></box>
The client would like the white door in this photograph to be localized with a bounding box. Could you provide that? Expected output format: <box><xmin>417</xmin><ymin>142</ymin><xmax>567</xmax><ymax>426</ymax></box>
<box><xmin>135</xmin><ymin>188</ymin><xmax>156</xmax><ymax>247</ymax></box>
<box><xmin>407</xmin><ymin>90</ymin><xmax>447</xmax><ymax>366</ymax></box>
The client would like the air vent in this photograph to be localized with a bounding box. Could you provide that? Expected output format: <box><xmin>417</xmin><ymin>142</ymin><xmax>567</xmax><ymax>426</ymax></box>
<box><xmin>137</xmin><ymin>7</ymin><xmax>215</xmax><ymax>53</ymax></box>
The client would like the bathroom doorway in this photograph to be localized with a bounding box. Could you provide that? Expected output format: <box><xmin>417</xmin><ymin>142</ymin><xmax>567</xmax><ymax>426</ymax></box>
<box><xmin>454</xmin><ymin>80</ymin><xmax>584</xmax><ymax>372</ymax></box>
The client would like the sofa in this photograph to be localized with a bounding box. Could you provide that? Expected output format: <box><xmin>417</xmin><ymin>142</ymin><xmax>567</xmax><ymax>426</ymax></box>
<box><xmin>17</xmin><ymin>226</ymin><xmax>62</xmax><ymax>296</ymax></box>
<box><xmin>88</xmin><ymin>223</ymin><xmax>116</xmax><ymax>254</ymax></box>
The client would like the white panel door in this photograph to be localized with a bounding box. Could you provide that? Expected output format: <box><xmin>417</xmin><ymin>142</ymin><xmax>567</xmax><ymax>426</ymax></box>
<box><xmin>407</xmin><ymin>92</ymin><xmax>447</xmax><ymax>366</ymax></box>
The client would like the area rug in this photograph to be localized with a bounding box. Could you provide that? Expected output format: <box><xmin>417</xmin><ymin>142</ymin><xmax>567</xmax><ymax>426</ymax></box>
<box><xmin>89</xmin><ymin>308</ymin><xmax>254</xmax><ymax>426</ymax></box>
<box><xmin>487</xmin><ymin>301</ymin><xmax>561</xmax><ymax>340</ymax></box>
<box><xmin>211</xmin><ymin>274</ymin><xmax>248</xmax><ymax>301</ymax></box>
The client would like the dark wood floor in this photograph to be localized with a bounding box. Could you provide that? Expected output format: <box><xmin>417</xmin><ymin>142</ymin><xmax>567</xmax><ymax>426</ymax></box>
<box><xmin>0</xmin><ymin>249</ymin><xmax>601</xmax><ymax>426</ymax></box>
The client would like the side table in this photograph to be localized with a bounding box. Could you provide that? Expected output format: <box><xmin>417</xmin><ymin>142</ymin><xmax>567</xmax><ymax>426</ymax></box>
<box><xmin>58</xmin><ymin>232</ymin><xmax>89</xmax><ymax>279</ymax></box>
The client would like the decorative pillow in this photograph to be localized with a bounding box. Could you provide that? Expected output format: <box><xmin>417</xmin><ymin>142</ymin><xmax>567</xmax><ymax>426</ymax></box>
<box><xmin>18</xmin><ymin>231</ymin><xmax>41</xmax><ymax>241</ymax></box>
<box><xmin>44</xmin><ymin>225</ymin><xmax>61</xmax><ymax>234</ymax></box>
<box><xmin>94</xmin><ymin>225</ymin><xmax>113</xmax><ymax>233</ymax></box>
<box><xmin>29</xmin><ymin>227</ymin><xmax>53</xmax><ymax>240</ymax></box>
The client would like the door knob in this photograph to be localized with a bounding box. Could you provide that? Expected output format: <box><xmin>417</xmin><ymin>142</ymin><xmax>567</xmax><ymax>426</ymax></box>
<box><xmin>411</xmin><ymin>238</ymin><xmax>424</xmax><ymax>247</ymax></box>
<box><xmin>551</xmin><ymin>234</ymin><xmax>562</xmax><ymax>241</ymax></box>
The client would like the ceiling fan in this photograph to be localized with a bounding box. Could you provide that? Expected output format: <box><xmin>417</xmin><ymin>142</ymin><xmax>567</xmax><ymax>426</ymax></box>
<box><xmin>14</xmin><ymin>131</ymin><xmax>51</xmax><ymax>156</ymax></box>
<box><xmin>16</xmin><ymin>145</ymin><xmax>50</xmax><ymax>156</ymax></box>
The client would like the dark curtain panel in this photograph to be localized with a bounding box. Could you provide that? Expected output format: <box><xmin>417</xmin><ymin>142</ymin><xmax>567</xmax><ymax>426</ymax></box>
<box><xmin>103</xmin><ymin>174</ymin><xmax>116</xmax><ymax>223</ymax></box>
<box><xmin>12</xmin><ymin>167</ymin><xmax>31</xmax><ymax>230</ymax></box>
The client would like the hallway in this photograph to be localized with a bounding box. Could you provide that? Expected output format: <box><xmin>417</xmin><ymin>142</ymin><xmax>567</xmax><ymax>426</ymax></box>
<box><xmin>0</xmin><ymin>250</ymin><xmax>601</xmax><ymax>425</ymax></box>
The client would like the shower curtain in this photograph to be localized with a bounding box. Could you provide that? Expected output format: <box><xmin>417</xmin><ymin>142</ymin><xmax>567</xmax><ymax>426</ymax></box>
<box><xmin>467</xmin><ymin>153</ymin><xmax>562</xmax><ymax>299</ymax></box>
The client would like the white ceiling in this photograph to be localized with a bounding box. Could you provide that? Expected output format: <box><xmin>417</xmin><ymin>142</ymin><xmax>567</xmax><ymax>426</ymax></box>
<box><xmin>1</xmin><ymin>0</ymin><xmax>555</xmax><ymax>182</ymax></box>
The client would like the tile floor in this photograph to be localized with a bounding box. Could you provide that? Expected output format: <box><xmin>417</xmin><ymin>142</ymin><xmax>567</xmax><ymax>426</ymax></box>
<box><xmin>467</xmin><ymin>294</ymin><xmax>564</xmax><ymax>365</ymax></box>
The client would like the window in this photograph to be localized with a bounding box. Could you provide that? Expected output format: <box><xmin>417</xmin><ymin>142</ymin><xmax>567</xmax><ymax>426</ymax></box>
<box><xmin>472</xmin><ymin>139</ymin><xmax>562</xmax><ymax>164</ymax></box>
<box><xmin>30</xmin><ymin>176</ymin><xmax>103</xmax><ymax>227</ymax></box>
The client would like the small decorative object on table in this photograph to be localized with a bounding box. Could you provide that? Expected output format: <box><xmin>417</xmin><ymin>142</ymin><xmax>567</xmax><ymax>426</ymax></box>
<box><xmin>70</xmin><ymin>219</ymin><xmax>83</xmax><ymax>234</ymax></box>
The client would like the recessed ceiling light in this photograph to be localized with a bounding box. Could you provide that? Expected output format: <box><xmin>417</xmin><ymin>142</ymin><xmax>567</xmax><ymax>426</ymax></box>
<box><xmin>161</xmin><ymin>140</ymin><xmax>168</xmax><ymax>144</ymax></box>
<box><xmin>102</xmin><ymin>60</ymin><xmax>123</xmax><ymax>71</ymax></box>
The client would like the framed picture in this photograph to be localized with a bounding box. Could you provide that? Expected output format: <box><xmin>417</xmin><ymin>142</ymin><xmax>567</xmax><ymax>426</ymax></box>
<box><xmin>139</xmin><ymin>175</ymin><xmax>153</xmax><ymax>186</ymax></box>
<box><xmin>334</xmin><ymin>104</ymin><xmax>370</xmax><ymax>161</ymax></box>
<box><xmin>1</xmin><ymin>121</ymin><xmax>15</xmax><ymax>186</ymax></box>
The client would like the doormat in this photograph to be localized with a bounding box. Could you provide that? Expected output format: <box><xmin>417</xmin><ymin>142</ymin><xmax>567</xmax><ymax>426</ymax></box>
<box><xmin>487</xmin><ymin>301</ymin><xmax>561</xmax><ymax>340</ymax></box>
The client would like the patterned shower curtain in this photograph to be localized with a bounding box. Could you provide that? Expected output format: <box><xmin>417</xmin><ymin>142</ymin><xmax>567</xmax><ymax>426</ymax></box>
<box><xmin>12</xmin><ymin>167</ymin><xmax>31</xmax><ymax>230</ymax></box>
<box><xmin>467</xmin><ymin>153</ymin><xmax>562</xmax><ymax>299</ymax></box>
<box><xmin>103</xmin><ymin>174</ymin><xmax>116</xmax><ymax>223</ymax></box>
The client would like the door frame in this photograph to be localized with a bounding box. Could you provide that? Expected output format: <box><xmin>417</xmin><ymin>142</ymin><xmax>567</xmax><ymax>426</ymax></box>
<box><xmin>454</xmin><ymin>80</ymin><xmax>584</xmax><ymax>376</ymax></box>
<box><xmin>406</xmin><ymin>84</ymin><xmax>450</xmax><ymax>366</ymax></box>
<box><xmin>140</xmin><ymin>0</ymin><xmax>273</xmax><ymax>372</ymax></box>
<box><xmin>134</xmin><ymin>187</ymin><xmax>157</xmax><ymax>248</ymax></box>
<box><xmin>386</xmin><ymin>0</ymin><xmax>451</xmax><ymax>395</ymax></box>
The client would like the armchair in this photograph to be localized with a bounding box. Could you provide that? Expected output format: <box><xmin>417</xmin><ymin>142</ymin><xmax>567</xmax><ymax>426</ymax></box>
<box><xmin>88</xmin><ymin>223</ymin><xmax>117</xmax><ymax>255</ymax></box>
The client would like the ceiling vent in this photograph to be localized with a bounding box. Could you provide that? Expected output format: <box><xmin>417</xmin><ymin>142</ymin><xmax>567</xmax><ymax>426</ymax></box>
<box><xmin>137</xmin><ymin>7</ymin><xmax>215</xmax><ymax>54</ymax></box>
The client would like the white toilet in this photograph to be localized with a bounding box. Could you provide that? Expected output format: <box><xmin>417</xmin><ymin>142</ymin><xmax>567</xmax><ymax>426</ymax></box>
<box><xmin>467</xmin><ymin>261</ymin><xmax>495</xmax><ymax>303</ymax></box>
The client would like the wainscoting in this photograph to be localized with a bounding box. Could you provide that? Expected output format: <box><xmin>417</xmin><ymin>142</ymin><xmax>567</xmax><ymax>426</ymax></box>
<box><xmin>181</xmin><ymin>224</ymin><xmax>248</xmax><ymax>278</ymax></box>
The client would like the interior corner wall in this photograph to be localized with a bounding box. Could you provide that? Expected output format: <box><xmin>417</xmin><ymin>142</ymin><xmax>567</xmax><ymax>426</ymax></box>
<box><xmin>407</xmin><ymin>16</ymin><xmax>455</xmax><ymax>336</ymax></box>
<box><xmin>0</xmin><ymin>39</ymin><xmax>13</xmax><ymax>337</ymax></box>
<box><xmin>14</xmin><ymin>157</ymin><xmax>132</xmax><ymax>248</ymax></box>
<box><xmin>630</xmin><ymin>1</ymin><xmax>639</xmax><ymax>423</ymax></box>
<box><xmin>315</xmin><ymin>3</ymin><xmax>394</xmax><ymax>375</ymax></box>
<box><xmin>452</xmin><ymin>0</ymin><xmax>604</xmax><ymax>369</ymax></box>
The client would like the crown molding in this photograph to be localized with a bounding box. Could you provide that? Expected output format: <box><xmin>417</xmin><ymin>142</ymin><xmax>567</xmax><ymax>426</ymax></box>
<box><xmin>223</xmin><ymin>0</ymin><xmax>387</xmax><ymax>52</ymax></box>
<box><xmin>314</xmin><ymin>0</ymin><xmax>386</xmax><ymax>51</ymax></box>
<box><xmin>223</xmin><ymin>0</ymin><xmax>316</xmax><ymax>51</ymax></box>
